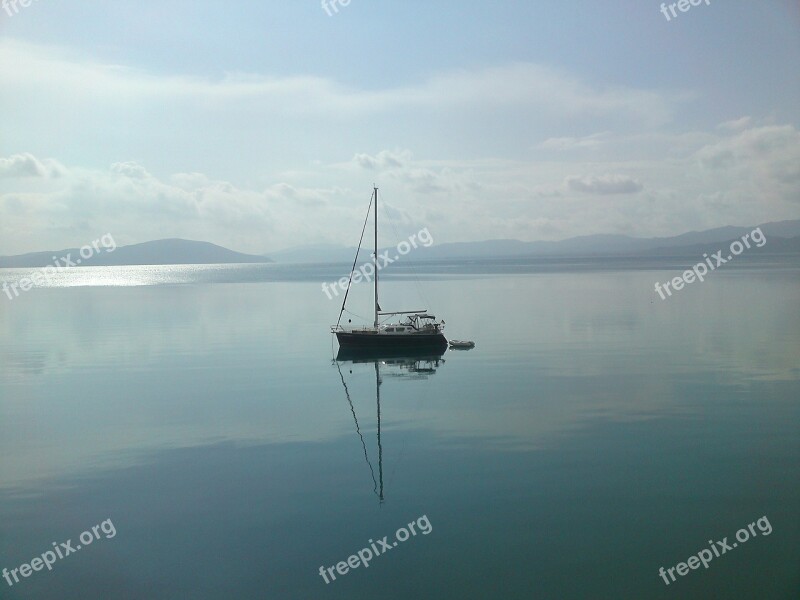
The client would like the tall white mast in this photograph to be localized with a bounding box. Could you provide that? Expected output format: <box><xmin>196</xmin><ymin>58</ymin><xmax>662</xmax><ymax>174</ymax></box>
<box><xmin>373</xmin><ymin>186</ymin><xmax>379</xmax><ymax>329</ymax></box>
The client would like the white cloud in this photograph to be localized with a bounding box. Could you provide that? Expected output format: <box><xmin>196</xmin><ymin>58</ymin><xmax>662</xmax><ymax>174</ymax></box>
<box><xmin>717</xmin><ymin>116</ymin><xmax>752</xmax><ymax>132</ymax></box>
<box><xmin>0</xmin><ymin>40</ymin><xmax>684</xmax><ymax>176</ymax></box>
<box><xmin>694</xmin><ymin>124</ymin><xmax>800</xmax><ymax>202</ymax></box>
<box><xmin>353</xmin><ymin>150</ymin><xmax>411</xmax><ymax>170</ymax></box>
<box><xmin>697</xmin><ymin>125</ymin><xmax>799</xmax><ymax>169</ymax></box>
<box><xmin>565</xmin><ymin>174</ymin><xmax>644</xmax><ymax>195</ymax></box>
<box><xmin>0</xmin><ymin>41</ymin><xmax>676</xmax><ymax>120</ymax></box>
<box><xmin>538</xmin><ymin>132</ymin><xmax>611</xmax><ymax>151</ymax></box>
<box><xmin>111</xmin><ymin>162</ymin><xmax>151</xmax><ymax>179</ymax></box>
<box><xmin>0</xmin><ymin>40</ymin><xmax>797</xmax><ymax>255</ymax></box>
<box><xmin>0</xmin><ymin>153</ymin><xmax>65</xmax><ymax>179</ymax></box>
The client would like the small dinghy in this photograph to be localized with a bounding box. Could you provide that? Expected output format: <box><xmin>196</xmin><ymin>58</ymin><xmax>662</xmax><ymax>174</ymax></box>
<box><xmin>448</xmin><ymin>340</ymin><xmax>475</xmax><ymax>349</ymax></box>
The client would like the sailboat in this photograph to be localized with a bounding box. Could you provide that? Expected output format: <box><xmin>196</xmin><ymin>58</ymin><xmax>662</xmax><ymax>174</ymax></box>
<box><xmin>331</xmin><ymin>187</ymin><xmax>448</xmax><ymax>353</ymax></box>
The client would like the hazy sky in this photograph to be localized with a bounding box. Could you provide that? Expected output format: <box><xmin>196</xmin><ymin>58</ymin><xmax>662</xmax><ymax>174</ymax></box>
<box><xmin>1</xmin><ymin>1</ymin><xmax>799</xmax><ymax>255</ymax></box>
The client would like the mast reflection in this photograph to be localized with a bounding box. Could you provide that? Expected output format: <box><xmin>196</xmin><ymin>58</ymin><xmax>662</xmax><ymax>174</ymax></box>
<box><xmin>333</xmin><ymin>347</ymin><xmax>446</xmax><ymax>503</ymax></box>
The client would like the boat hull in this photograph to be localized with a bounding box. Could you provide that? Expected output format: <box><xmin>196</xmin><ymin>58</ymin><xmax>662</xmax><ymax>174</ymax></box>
<box><xmin>335</xmin><ymin>331</ymin><xmax>447</xmax><ymax>354</ymax></box>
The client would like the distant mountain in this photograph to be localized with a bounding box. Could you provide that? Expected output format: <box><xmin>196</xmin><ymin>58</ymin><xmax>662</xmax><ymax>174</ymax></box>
<box><xmin>642</xmin><ymin>234</ymin><xmax>800</xmax><ymax>257</ymax></box>
<box><xmin>266</xmin><ymin>243</ymin><xmax>359</xmax><ymax>264</ymax></box>
<box><xmin>268</xmin><ymin>219</ymin><xmax>800</xmax><ymax>263</ymax></box>
<box><xmin>3</xmin><ymin>220</ymin><xmax>798</xmax><ymax>268</ymax></box>
<box><xmin>0</xmin><ymin>239</ymin><xmax>274</xmax><ymax>267</ymax></box>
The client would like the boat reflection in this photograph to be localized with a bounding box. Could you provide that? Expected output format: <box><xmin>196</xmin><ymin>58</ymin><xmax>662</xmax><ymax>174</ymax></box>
<box><xmin>333</xmin><ymin>348</ymin><xmax>446</xmax><ymax>503</ymax></box>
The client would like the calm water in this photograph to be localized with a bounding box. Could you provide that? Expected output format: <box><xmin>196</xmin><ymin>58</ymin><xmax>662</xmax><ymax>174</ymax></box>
<box><xmin>0</xmin><ymin>258</ymin><xmax>798</xmax><ymax>599</ymax></box>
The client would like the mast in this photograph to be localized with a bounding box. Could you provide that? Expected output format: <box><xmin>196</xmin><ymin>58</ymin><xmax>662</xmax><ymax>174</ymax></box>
<box><xmin>373</xmin><ymin>186</ymin><xmax>379</xmax><ymax>329</ymax></box>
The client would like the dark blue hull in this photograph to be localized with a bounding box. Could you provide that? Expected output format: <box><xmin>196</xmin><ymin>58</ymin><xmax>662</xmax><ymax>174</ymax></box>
<box><xmin>335</xmin><ymin>331</ymin><xmax>447</xmax><ymax>355</ymax></box>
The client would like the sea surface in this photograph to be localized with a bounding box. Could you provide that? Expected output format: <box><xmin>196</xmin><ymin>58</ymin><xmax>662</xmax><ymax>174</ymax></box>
<box><xmin>0</xmin><ymin>256</ymin><xmax>798</xmax><ymax>599</ymax></box>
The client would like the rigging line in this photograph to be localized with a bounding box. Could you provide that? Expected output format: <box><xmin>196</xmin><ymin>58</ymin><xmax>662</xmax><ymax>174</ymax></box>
<box><xmin>335</xmin><ymin>360</ymin><xmax>379</xmax><ymax>498</ymax></box>
<box><xmin>336</xmin><ymin>190</ymin><xmax>374</xmax><ymax>329</ymax></box>
<box><xmin>342</xmin><ymin>308</ymin><xmax>368</xmax><ymax>322</ymax></box>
